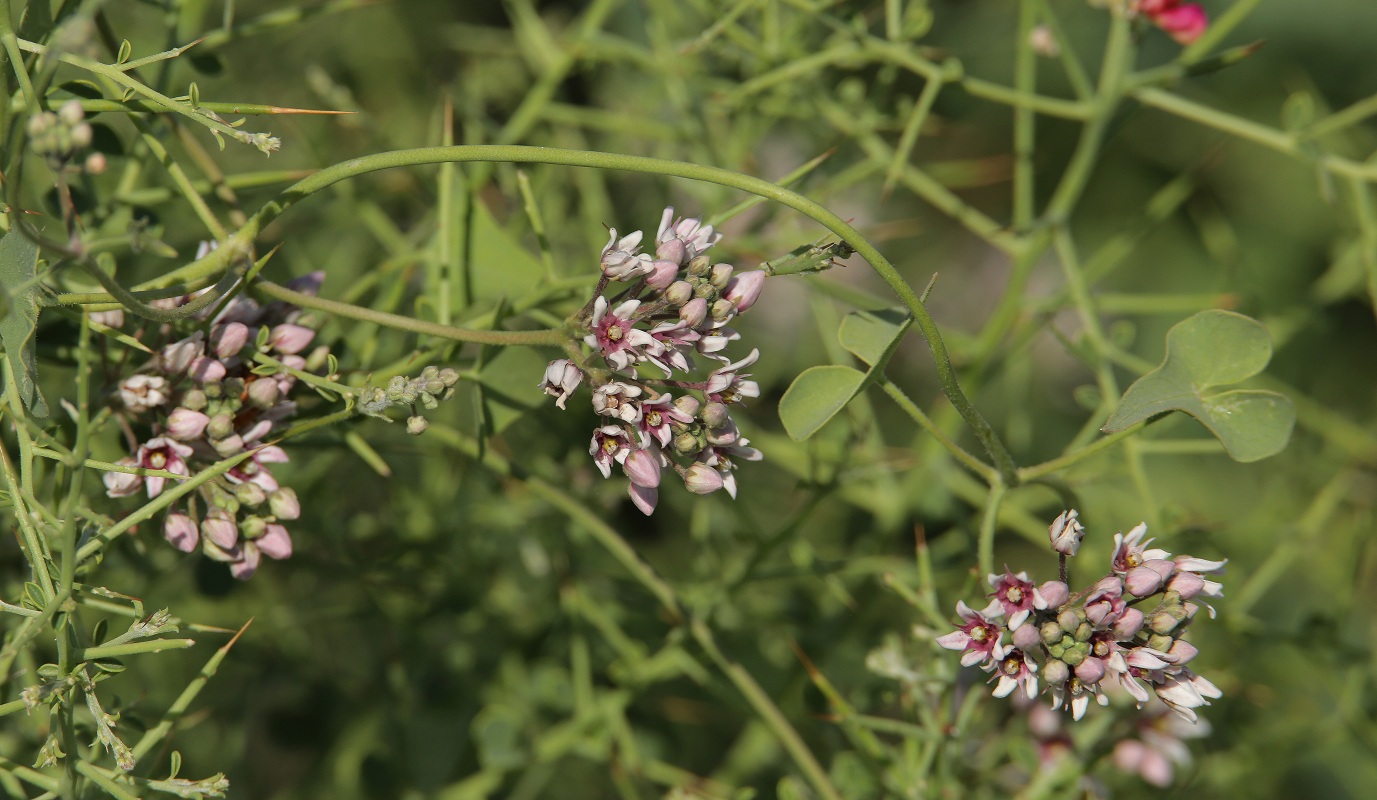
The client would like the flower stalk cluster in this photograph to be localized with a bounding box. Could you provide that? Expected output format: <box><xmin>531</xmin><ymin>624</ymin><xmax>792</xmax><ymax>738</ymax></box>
<box><xmin>539</xmin><ymin>208</ymin><xmax>766</xmax><ymax>514</ymax></box>
<box><xmin>101</xmin><ymin>270</ymin><xmax>332</xmax><ymax>578</ymax></box>
<box><xmin>938</xmin><ymin>510</ymin><xmax>1226</xmax><ymax>724</ymax></box>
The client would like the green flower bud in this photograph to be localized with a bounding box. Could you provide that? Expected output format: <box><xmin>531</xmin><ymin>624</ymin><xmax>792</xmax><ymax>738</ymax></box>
<box><xmin>406</xmin><ymin>415</ymin><xmax>429</xmax><ymax>435</ymax></box>
<box><xmin>235</xmin><ymin>482</ymin><xmax>267</xmax><ymax>508</ymax></box>
<box><xmin>687</xmin><ymin>255</ymin><xmax>711</xmax><ymax>277</ymax></box>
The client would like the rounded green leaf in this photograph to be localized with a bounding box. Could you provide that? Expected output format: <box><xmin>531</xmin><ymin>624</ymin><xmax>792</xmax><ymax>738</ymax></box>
<box><xmin>838</xmin><ymin>307</ymin><xmax>911</xmax><ymax>367</ymax></box>
<box><xmin>779</xmin><ymin>365</ymin><xmax>866</xmax><ymax>441</ymax></box>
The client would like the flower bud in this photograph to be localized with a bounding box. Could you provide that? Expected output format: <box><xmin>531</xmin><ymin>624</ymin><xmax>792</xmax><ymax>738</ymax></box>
<box><xmin>623</xmin><ymin>448</ymin><xmax>662</xmax><ymax>488</ymax></box>
<box><xmin>709</xmin><ymin>263</ymin><xmax>734</xmax><ymax>289</ymax></box>
<box><xmin>269</xmin><ymin>487</ymin><xmax>301</xmax><ymax>521</ymax></box>
<box><xmin>1126</xmin><ymin>559</ymin><xmax>1175</xmax><ymax>597</ymax></box>
<box><xmin>1146</xmin><ymin>633</ymin><xmax>1175</xmax><ymax>653</ymax></box>
<box><xmin>1074</xmin><ymin>657</ymin><xmax>1105</xmax><ymax>685</ymax></box>
<box><xmin>1043</xmin><ymin>659</ymin><xmax>1070</xmax><ymax>685</ymax></box>
<box><xmin>645</xmin><ymin>259</ymin><xmax>680</xmax><ymax>290</ymax></box>
<box><xmin>1048</xmin><ymin>509</ymin><xmax>1085</xmax><ymax>556</ymax></box>
<box><xmin>257</xmin><ymin>523</ymin><xmax>293</xmax><ymax>559</ymax></box>
<box><xmin>166</xmin><ymin>408</ymin><xmax>210</xmax><ymax>440</ymax></box>
<box><xmin>1074</xmin><ymin>622</ymin><xmax>1093</xmax><ymax>642</ymax></box>
<box><xmin>235</xmin><ymin>481</ymin><xmax>267</xmax><ymax>507</ymax></box>
<box><xmin>673</xmin><ymin>395</ymin><xmax>701</xmax><ymax>417</ymax></box>
<box><xmin>672</xmin><ymin>431</ymin><xmax>701</xmax><ymax>456</ymax></box>
<box><xmin>163</xmin><ymin>512</ymin><xmax>199</xmax><ymax>553</ymax></box>
<box><xmin>710</xmin><ymin>298</ymin><xmax>736</xmax><ymax>321</ymax></box>
<box><xmin>212</xmin><ymin>433</ymin><xmax>244</xmax><ymax>457</ymax></box>
<box><xmin>723</xmin><ymin>270</ymin><xmax>765</xmax><ymax>313</ymax></box>
<box><xmin>1112</xmin><ymin>607</ymin><xmax>1145</xmax><ymax>639</ymax></box>
<box><xmin>211</xmin><ymin>322</ymin><xmax>249</xmax><ymax>359</ymax></box>
<box><xmin>84</xmin><ymin>152</ymin><xmax>106</xmax><ymax>175</ymax></box>
<box><xmin>246</xmin><ymin>378</ymin><xmax>280</xmax><ymax>410</ymax></box>
<box><xmin>1062</xmin><ymin>646</ymin><xmax>1086</xmax><ymax>667</ymax></box>
<box><xmin>1036</xmin><ymin>580</ymin><xmax>1069</xmax><ymax>609</ymax></box>
<box><xmin>693</xmin><ymin>280</ymin><xmax>716</xmax><ymax>300</ymax></box>
<box><xmin>161</xmin><ymin>334</ymin><xmax>203</xmax><ymax>374</ymax></box>
<box><xmin>702</xmin><ymin>402</ymin><xmax>731</xmax><ymax>429</ymax></box>
<box><xmin>656</xmin><ymin>238</ymin><xmax>687</xmax><ymax>265</ymax></box>
<box><xmin>687</xmin><ymin>255</ymin><xmax>711</xmax><ymax>278</ymax></box>
<box><xmin>207</xmin><ymin>413</ymin><xmax>236</xmax><ymax>440</ymax></box>
<box><xmin>182</xmin><ymin>387</ymin><xmax>208</xmax><ymax>411</ymax></box>
<box><xmin>683</xmin><ymin>463</ymin><xmax>724</xmax><ymax>494</ymax></box>
<box><xmin>664</xmin><ymin>281</ymin><xmax>694</xmax><ymax>306</ymax></box>
<box><xmin>189</xmin><ymin>357</ymin><xmax>227</xmax><ymax>383</ymax></box>
<box><xmin>1167</xmin><ymin>570</ymin><xmax>1206</xmax><ymax>600</ymax></box>
<box><xmin>58</xmin><ymin>99</ymin><xmax>84</xmax><ymax>126</ymax></box>
<box><xmin>240</xmin><ymin>515</ymin><xmax>268</xmax><ymax>540</ymax></box>
<box><xmin>269</xmin><ymin>323</ymin><xmax>315</xmax><ymax>355</ymax></box>
<box><xmin>1149</xmin><ymin>611</ymin><xmax>1181</xmax><ymax>635</ymax></box>
<box><xmin>1168</xmin><ymin>639</ymin><xmax>1199</xmax><ymax>665</ymax></box>
<box><xmin>1012</xmin><ymin>623</ymin><xmax>1041</xmax><ymax>651</ymax></box>
<box><xmin>1041</xmin><ymin>621</ymin><xmax>1063</xmax><ymax>644</ymax></box>
<box><xmin>203</xmin><ymin>509</ymin><xmax>239</xmax><ymax>549</ymax></box>
<box><xmin>679</xmin><ymin>298</ymin><xmax>708</xmax><ymax>328</ymax></box>
<box><xmin>1057</xmin><ymin>609</ymin><xmax>1081</xmax><ymax>632</ymax></box>
<box><xmin>407</xmin><ymin>415</ymin><xmax>429</xmax><ymax>435</ymax></box>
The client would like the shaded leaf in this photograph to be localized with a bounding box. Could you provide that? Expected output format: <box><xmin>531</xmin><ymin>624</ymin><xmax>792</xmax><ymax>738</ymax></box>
<box><xmin>1103</xmin><ymin>310</ymin><xmax>1294</xmax><ymax>462</ymax></box>
<box><xmin>0</xmin><ymin>230</ymin><xmax>48</xmax><ymax>416</ymax></box>
<box><xmin>779</xmin><ymin>365</ymin><xmax>865</xmax><ymax>441</ymax></box>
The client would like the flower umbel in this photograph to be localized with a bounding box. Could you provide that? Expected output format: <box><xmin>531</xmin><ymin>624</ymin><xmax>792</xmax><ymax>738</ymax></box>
<box><xmin>933</xmin><ymin>509</ymin><xmax>1227</xmax><ymax>783</ymax></box>
<box><xmin>539</xmin><ymin>207</ymin><xmax>776</xmax><ymax>515</ymax></box>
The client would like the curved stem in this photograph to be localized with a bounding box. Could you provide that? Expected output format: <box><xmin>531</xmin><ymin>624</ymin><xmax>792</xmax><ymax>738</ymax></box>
<box><xmin>253</xmin><ymin>280</ymin><xmax>568</xmax><ymax>347</ymax></box>
<box><xmin>977</xmin><ymin>479</ymin><xmax>1008</xmax><ymax>579</ymax></box>
<box><xmin>241</xmin><ymin>145</ymin><xmax>1017</xmax><ymax>482</ymax></box>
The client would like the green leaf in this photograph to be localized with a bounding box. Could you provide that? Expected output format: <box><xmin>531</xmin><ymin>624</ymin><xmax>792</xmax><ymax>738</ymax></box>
<box><xmin>778</xmin><ymin>365</ymin><xmax>866</xmax><ymax>441</ymax></box>
<box><xmin>0</xmin><ymin>230</ymin><xmax>49</xmax><ymax>416</ymax></box>
<box><xmin>779</xmin><ymin>307</ymin><xmax>912</xmax><ymax>441</ymax></box>
<box><xmin>837</xmin><ymin>307</ymin><xmax>911</xmax><ymax>367</ymax></box>
<box><xmin>469</xmin><ymin>200</ymin><xmax>545</xmax><ymax>305</ymax></box>
<box><xmin>1103</xmin><ymin>310</ymin><xmax>1295</xmax><ymax>462</ymax></box>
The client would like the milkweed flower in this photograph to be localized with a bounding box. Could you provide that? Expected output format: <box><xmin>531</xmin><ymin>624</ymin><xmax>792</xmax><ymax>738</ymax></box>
<box><xmin>540</xmin><ymin>207</ymin><xmax>777</xmax><ymax>515</ymax></box>
<box><xmin>934</xmin><ymin>510</ymin><xmax>1225</xmax><ymax>737</ymax></box>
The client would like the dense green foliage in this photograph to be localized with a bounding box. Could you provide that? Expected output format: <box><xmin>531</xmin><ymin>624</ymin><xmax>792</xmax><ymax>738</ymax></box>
<box><xmin>3</xmin><ymin>1</ymin><xmax>1377</xmax><ymax>798</ymax></box>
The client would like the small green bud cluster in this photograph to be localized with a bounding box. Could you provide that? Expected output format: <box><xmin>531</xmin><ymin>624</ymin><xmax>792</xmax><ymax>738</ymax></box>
<box><xmin>355</xmin><ymin>366</ymin><xmax>460</xmax><ymax>434</ymax></box>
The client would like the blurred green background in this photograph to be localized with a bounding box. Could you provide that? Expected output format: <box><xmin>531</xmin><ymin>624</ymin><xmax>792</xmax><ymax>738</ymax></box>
<box><xmin>8</xmin><ymin>0</ymin><xmax>1377</xmax><ymax>798</ymax></box>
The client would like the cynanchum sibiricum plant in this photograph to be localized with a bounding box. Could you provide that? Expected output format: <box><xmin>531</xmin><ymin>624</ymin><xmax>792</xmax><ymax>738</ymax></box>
<box><xmin>99</xmin><ymin>263</ymin><xmax>333</xmax><ymax>579</ymax></box>
<box><xmin>538</xmin><ymin>207</ymin><xmax>767</xmax><ymax>514</ymax></box>
<box><xmin>938</xmin><ymin>510</ymin><xmax>1226</xmax><ymax>726</ymax></box>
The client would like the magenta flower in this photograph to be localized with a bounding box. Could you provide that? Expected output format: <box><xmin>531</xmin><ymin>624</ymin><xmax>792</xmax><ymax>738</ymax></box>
<box><xmin>589</xmin><ymin>425</ymin><xmax>632</xmax><ymax>478</ymax></box>
<box><xmin>1151</xmin><ymin>667</ymin><xmax>1221</xmax><ymax>723</ymax></box>
<box><xmin>600</xmin><ymin>228</ymin><xmax>652</xmax><ymax>281</ymax></box>
<box><xmin>1112</xmin><ymin>523</ymin><xmax>1171</xmax><ymax>574</ymax></box>
<box><xmin>135</xmin><ymin>437</ymin><xmax>193</xmax><ymax>498</ymax></box>
<box><xmin>936</xmin><ymin>600</ymin><xmax>1006</xmax><ymax>668</ymax></box>
<box><xmin>592</xmin><ymin>381</ymin><xmax>644</xmax><ymax>423</ymax></box>
<box><xmin>1153</xmin><ymin>3</ymin><xmax>1208</xmax><ymax>44</ymax></box>
<box><xmin>988</xmin><ymin>570</ymin><xmax>1037</xmax><ymax>629</ymax></box>
<box><xmin>988</xmin><ymin>648</ymin><xmax>1039</xmax><ymax>699</ymax></box>
<box><xmin>227</xmin><ymin>445</ymin><xmax>289</xmax><ymax>492</ymax></box>
<box><xmin>655</xmin><ymin>207</ymin><xmax>721</xmax><ymax>261</ymax></box>
<box><xmin>636</xmin><ymin>393</ymin><xmax>694</xmax><ymax>448</ymax></box>
<box><xmin>584</xmin><ymin>297</ymin><xmax>662</xmax><ymax>373</ymax></box>
<box><xmin>1047</xmin><ymin>509</ymin><xmax>1086</xmax><ymax>556</ymax></box>
<box><xmin>118</xmin><ymin>374</ymin><xmax>169</xmax><ymax>411</ymax></box>
<box><xmin>705</xmin><ymin>349</ymin><xmax>761</xmax><ymax>404</ymax></box>
<box><xmin>623</xmin><ymin>447</ymin><xmax>663</xmax><ymax>489</ymax></box>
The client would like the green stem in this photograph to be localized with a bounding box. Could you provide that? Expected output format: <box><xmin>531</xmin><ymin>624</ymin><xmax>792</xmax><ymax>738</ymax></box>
<box><xmin>253</xmin><ymin>280</ymin><xmax>568</xmax><ymax>347</ymax></box>
<box><xmin>1012</xmin><ymin>0</ymin><xmax>1039</xmax><ymax>230</ymax></box>
<box><xmin>877</xmin><ymin>378</ymin><xmax>995</xmax><ymax>482</ymax></box>
<box><xmin>977</xmin><ymin>480</ymin><xmax>1008</xmax><ymax>578</ymax></box>
<box><xmin>1016</xmin><ymin>422</ymin><xmax>1144</xmax><ymax>481</ymax></box>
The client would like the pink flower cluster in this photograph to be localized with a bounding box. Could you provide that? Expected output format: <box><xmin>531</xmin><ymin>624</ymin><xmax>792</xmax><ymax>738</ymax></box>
<box><xmin>937</xmin><ymin>511</ymin><xmax>1226</xmax><ymax>725</ymax></box>
<box><xmin>100</xmin><ymin>272</ymin><xmax>329</xmax><ymax>579</ymax></box>
<box><xmin>539</xmin><ymin>208</ymin><xmax>767</xmax><ymax>514</ymax></box>
<box><xmin>1135</xmin><ymin>0</ymin><xmax>1208</xmax><ymax>45</ymax></box>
